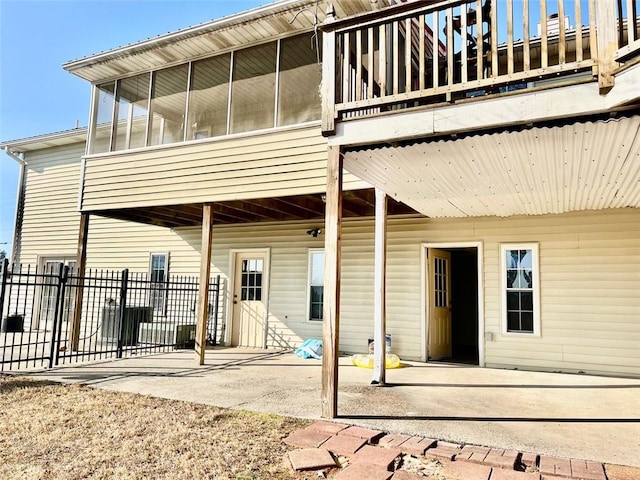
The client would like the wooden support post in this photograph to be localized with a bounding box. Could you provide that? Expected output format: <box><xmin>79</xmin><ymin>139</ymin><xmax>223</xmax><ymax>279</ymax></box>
<box><xmin>595</xmin><ymin>0</ymin><xmax>618</xmax><ymax>93</ymax></box>
<box><xmin>321</xmin><ymin>5</ymin><xmax>337</xmax><ymax>136</ymax></box>
<box><xmin>371</xmin><ymin>188</ymin><xmax>387</xmax><ymax>386</ymax></box>
<box><xmin>322</xmin><ymin>145</ymin><xmax>342</xmax><ymax>419</ymax></box>
<box><xmin>195</xmin><ymin>204</ymin><xmax>214</xmax><ymax>365</ymax></box>
<box><xmin>70</xmin><ymin>213</ymin><xmax>89</xmax><ymax>351</ymax></box>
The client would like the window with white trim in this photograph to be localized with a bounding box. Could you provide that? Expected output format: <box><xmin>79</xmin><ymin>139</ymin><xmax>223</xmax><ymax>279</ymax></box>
<box><xmin>149</xmin><ymin>253</ymin><xmax>169</xmax><ymax>314</ymax></box>
<box><xmin>501</xmin><ymin>243</ymin><xmax>540</xmax><ymax>335</ymax></box>
<box><xmin>307</xmin><ymin>250</ymin><xmax>324</xmax><ymax>321</ymax></box>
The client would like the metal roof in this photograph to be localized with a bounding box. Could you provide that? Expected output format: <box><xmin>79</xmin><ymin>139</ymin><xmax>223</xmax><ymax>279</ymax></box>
<box><xmin>343</xmin><ymin>115</ymin><xmax>640</xmax><ymax>217</ymax></box>
<box><xmin>63</xmin><ymin>0</ymin><xmax>399</xmax><ymax>84</ymax></box>
<box><xmin>1</xmin><ymin>128</ymin><xmax>87</xmax><ymax>154</ymax></box>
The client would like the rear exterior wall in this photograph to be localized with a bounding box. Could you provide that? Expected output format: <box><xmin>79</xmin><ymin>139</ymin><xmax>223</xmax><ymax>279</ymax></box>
<box><xmin>16</xmin><ymin>142</ymin><xmax>640</xmax><ymax>377</ymax></box>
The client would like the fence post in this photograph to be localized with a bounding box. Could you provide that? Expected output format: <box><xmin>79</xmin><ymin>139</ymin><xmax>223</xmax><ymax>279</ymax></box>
<box><xmin>48</xmin><ymin>263</ymin><xmax>66</xmax><ymax>369</ymax></box>
<box><xmin>0</xmin><ymin>258</ymin><xmax>9</xmax><ymax>320</ymax></box>
<box><xmin>211</xmin><ymin>275</ymin><xmax>221</xmax><ymax>346</ymax></box>
<box><xmin>53</xmin><ymin>265</ymin><xmax>70</xmax><ymax>367</ymax></box>
<box><xmin>116</xmin><ymin>269</ymin><xmax>129</xmax><ymax>359</ymax></box>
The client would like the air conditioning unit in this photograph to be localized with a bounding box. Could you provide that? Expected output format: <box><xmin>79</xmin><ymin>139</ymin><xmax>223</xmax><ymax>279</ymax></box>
<box><xmin>101</xmin><ymin>306</ymin><xmax>153</xmax><ymax>346</ymax></box>
<box><xmin>138</xmin><ymin>322</ymin><xmax>196</xmax><ymax>349</ymax></box>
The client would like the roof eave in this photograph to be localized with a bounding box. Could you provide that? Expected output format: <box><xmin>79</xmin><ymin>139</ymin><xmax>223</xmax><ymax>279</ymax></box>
<box><xmin>1</xmin><ymin>128</ymin><xmax>88</xmax><ymax>153</ymax></box>
<box><xmin>62</xmin><ymin>0</ymin><xmax>311</xmax><ymax>78</ymax></box>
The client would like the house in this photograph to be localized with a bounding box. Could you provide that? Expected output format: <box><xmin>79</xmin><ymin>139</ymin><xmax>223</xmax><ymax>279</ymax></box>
<box><xmin>2</xmin><ymin>0</ymin><xmax>639</xmax><ymax>413</ymax></box>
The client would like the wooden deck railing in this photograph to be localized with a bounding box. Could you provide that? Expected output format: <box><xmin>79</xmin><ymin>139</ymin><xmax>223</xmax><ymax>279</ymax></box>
<box><xmin>321</xmin><ymin>0</ymin><xmax>640</xmax><ymax>134</ymax></box>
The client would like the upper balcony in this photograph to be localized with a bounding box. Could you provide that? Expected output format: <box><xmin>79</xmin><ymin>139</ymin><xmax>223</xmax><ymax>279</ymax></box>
<box><xmin>321</xmin><ymin>0</ymin><xmax>640</xmax><ymax>144</ymax></box>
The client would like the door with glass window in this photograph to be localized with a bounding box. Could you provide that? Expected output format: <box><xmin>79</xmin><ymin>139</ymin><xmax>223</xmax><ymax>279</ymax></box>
<box><xmin>39</xmin><ymin>258</ymin><xmax>76</xmax><ymax>331</ymax></box>
<box><xmin>231</xmin><ymin>253</ymin><xmax>267</xmax><ymax>348</ymax></box>
<box><xmin>428</xmin><ymin>249</ymin><xmax>452</xmax><ymax>359</ymax></box>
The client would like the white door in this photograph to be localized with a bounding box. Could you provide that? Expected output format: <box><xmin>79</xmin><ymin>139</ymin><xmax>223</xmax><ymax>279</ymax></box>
<box><xmin>231</xmin><ymin>253</ymin><xmax>267</xmax><ymax>348</ymax></box>
<box><xmin>39</xmin><ymin>258</ymin><xmax>76</xmax><ymax>331</ymax></box>
<box><xmin>428</xmin><ymin>249</ymin><xmax>452</xmax><ymax>360</ymax></box>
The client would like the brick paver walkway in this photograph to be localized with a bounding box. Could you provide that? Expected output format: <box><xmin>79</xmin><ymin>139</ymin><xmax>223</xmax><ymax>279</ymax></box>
<box><xmin>283</xmin><ymin>422</ymin><xmax>640</xmax><ymax>479</ymax></box>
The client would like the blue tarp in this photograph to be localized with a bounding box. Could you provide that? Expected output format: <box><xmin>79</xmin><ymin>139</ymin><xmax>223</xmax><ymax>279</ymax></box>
<box><xmin>294</xmin><ymin>338</ymin><xmax>322</xmax><ymax>359</ymax></box>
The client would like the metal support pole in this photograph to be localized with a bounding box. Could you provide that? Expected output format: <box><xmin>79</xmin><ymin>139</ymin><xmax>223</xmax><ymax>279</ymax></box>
<box><xmin>212</xmin><ymin>274</ymin><xmax>221</xmax><ymax>346</ymax></box>
<box><xmin>371</xmin><ymin>188</ymin><xmax>387</xmax><ymax>385</ymax></box>
<box><xmin>53</xmin><ymin>265</ymin><xmax>70</xmax><ymax>367</ymax></box>
<box><xmin>117</xmin><ymin>269</ymin><xmax>129</xmax><ymax>359</ymax></box>
<box><xmin>0</xmin><ymin>259</ymin><xmax>9</xmax><ymax>320</ymax></box>
<box><xmin>48</xmin><ymin>263</ymin><xmax>66</xmax><ymax>369</ymax></box>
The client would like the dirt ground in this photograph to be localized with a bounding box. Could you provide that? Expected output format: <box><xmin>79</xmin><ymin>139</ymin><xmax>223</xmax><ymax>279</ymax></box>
<box><xmin>3</xmin><ymin>374</ymin><xmax>639</xmax><ymax>480</ymax></box>
<box><xmin>0</xmin><ymin>375</ymin><xmax>307</xmax><ymax>480</ymax></box>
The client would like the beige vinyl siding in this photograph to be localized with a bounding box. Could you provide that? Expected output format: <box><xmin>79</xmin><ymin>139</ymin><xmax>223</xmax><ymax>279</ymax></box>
<box><xmin>179</xmin><ymin>220</ymin><xmax>427</xmax><ymax>359</ymax></box>
<box><xmin>19</xmin><ymin>144</ymin><xmax>200</xmax><ymax>271</ymax></box>
<box><xmin>189</xmin><ymin>209</ymin><xmax>639</xmax><ymax>376</ymax></box>
<box><xmin>81</xmin><ymin>125</ymin><xmax>369</xmax><ymax>211</ymax></box>
<box><xmin>17</xmin><ymin>141</ymin><xmax>639</xmax><ymax>376</ymax></box>
<box><xmin>430</xmin><ymin>210</ymin><xmax>639</xmax><ymax>376</ymax></box>
<box><xmin>19</xmin><ymin>144</ymin><xmax>85</xmax><ymax>265</ymax></box>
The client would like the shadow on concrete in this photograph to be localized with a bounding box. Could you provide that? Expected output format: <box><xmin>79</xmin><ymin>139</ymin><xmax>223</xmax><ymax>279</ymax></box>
<box><xmin>338</xmin><ymin>414</ymin><xmax>640</xmax><ymax>423</ymax></box>
<box><xmin>23</xmin><ymin>349</ymin><xmax>298</xmax><ymax>385</ymax></box>
<box><xmin>386</xmin><ymin>382</ymin><xmax>640</xmax><ymax>389</ymax></box>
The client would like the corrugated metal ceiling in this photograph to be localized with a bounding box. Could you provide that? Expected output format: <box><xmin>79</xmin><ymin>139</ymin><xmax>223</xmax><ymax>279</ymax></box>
<box><xmin>63</xmin><ymin>0</ymin><xmax>402</xmax><ymax>83</ymax></box>
<box><xmin>343</xmin><ymin>115</ymin><xmax>640</xmax><ymax>217</ymax></box>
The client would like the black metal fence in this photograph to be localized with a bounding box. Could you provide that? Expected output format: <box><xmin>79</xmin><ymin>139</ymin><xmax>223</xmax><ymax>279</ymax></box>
<box><xmin>0</xmin><ymin>259</ymin><xmax>224</xmax><ymax>372</ymax></box>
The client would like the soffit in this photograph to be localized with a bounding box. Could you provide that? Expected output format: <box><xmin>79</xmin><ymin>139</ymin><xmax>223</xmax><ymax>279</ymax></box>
<box><xmin>1</xmin><ymin>128</ymin><xmax>87</xmax><ymax>154</ymax></box>
<box><xmin>343</xmin><ymin>115</ymin><xmax>640</xmax><ymax>218</ymax></box>
<box><xmin>63</xmin><ymin>0</ymin><xmax>400</xmax><ymax>84</ymax></box>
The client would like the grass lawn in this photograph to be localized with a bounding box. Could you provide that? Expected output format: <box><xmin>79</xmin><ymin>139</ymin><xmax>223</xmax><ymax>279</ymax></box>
<box><xmin>0</xmin><ymin>375</ymin><xmax>308</xmax><ymax>480</ymax></box>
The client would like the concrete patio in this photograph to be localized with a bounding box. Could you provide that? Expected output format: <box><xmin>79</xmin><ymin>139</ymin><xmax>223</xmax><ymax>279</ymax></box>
<box><xmin>20</xmin><ymin>347</ymin><xmax>640</xmax><ymax>468</ymax></box>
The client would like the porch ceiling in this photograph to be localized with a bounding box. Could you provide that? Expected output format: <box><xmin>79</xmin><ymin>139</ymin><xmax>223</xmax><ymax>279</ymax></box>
<box><xmin>92</xmin><ymin>188</ymin><xmax>418</xmax><ymax>228</ymax></box>
<box><xmin>63</xmin><ymin>0</ymin><xmax>399</xmax><ymax>83</ymax></box>
<box><xmin>343</xmin><ymin>114</ymin><xmax>640</xmax><ymax>218</ymax></box>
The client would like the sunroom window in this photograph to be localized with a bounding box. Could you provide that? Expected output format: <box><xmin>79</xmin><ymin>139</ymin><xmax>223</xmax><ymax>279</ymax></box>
<box><xmin>114</xmin><ymin>73</ymin><xmax>150</xmax><ymax>151</ymax></box>
<box><xmin>277</xmin><ymin>33</ymin><xmax>322</xmax><ymax>126</ymax></box>
<box><xmin>90</xmin><ymin>82</ymin><xmax>115</xmax><ymax>154</ymax></box>
<box><xmin>88</xmin><ymin>32</ymin><xmax>321</xmax><ymax>154</ymax></box>
<box><xmin>230</xmin><ymin>42</ymin><xmax>277</xmax><ymax>134</ymax></box>
<box><xmin>149</xmin><ymin>64</ymin><xmax>189</xmax><ymax>146</ymax></box>
<box><xmin>187</xmin><ymin>54</ymin><xmax>231</xmax><ymax>140</ymax></box>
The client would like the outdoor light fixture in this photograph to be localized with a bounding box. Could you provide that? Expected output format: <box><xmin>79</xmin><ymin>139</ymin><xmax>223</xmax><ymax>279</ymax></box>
<box><xmin>306</xmin><ymin>228</ymin><xmax>322</xmax><ymax>238</ymax></box>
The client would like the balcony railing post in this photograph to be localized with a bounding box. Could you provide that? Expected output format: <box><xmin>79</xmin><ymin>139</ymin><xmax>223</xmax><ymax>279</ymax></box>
<box><xmin>595</xmin><ymin>0</ymin><xmax>618</xmax><ymax>93</ymax></box>
<box><xmin>321</xmin><ymin>4</ymin><xmax>337</xmax><ymax>136</ymax></box>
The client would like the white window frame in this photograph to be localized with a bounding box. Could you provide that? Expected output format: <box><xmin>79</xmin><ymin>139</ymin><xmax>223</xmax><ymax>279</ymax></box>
<box><xmin>500</xmin><ymin>243</ymin><xmax>541</xmax><ymax>337</ymax></box>
<box><xmin>149</xmin><ymin>252</ymin><xmax>169</xmax><ymax>315</ymax></box>
<box><xmin>306</xmin><ymin>249</ymin><xmax>325</xmax><ymax>322</ymax></box>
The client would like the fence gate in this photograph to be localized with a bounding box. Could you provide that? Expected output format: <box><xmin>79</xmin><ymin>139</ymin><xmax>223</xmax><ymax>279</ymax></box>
<box><xmin>0</xmin><ymin>259</ymin><xmax>223</xmax><ymax>372</ymax></box>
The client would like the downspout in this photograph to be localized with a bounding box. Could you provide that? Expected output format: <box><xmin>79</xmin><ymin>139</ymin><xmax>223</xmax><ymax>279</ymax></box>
<box><xmin>2</xmin><ymin>146</ymin><xmax>26</xmax><ymax>267</ymax></box>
